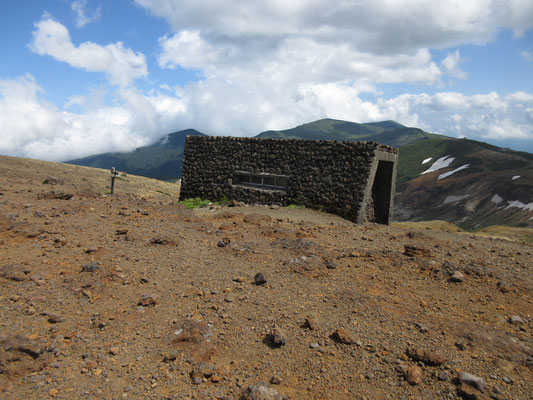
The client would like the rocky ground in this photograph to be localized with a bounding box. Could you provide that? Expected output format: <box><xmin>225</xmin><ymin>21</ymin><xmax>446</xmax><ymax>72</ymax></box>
<box><xmin>0</xmin><ymin>155</ymin><xmax>532</xmax><ymax>400</ymax></box>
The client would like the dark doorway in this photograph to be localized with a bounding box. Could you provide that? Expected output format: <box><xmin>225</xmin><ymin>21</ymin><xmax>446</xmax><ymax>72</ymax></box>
<box><xmin>370</xmin><ymin>161</ymin><xmax>394</xmax><ymax>224</ymax></box>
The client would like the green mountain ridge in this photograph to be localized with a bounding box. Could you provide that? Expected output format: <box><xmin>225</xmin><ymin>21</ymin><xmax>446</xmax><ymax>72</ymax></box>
<box><xmin>257</xmin><ymin>118</ymin><xmax>438</xmax><ymax>147</ymax></box>
<box><xmin>66</xmin><ymin>129</ymin><xmax>205</xmax><ymax>181</ymax></box>
<box><xmin>66</xmin><ymin>119</ymin><xmax>533</xmax><ymax>230</ymax></box>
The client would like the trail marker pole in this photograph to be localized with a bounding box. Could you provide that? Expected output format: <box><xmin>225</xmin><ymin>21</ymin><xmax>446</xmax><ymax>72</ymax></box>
<box><xmin>110</xmin><ymin>167</ymin><xmax>118</xmax><ymax>194</ymax></box>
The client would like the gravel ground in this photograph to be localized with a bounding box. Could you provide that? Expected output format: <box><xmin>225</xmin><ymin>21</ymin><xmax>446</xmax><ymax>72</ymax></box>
<box><xmin>0</xmin><ymin>155</ymin><xmax>532</xmax><ymax>400</ymax></box>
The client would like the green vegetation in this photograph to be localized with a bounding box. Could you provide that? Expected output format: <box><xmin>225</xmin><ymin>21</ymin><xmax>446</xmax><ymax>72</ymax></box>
<box><xmin>179</xmin><ymin>197</ymin><xmax>213</xmax><ymax>209</ymax></box>
<box><xmin>476</xmin><ymin>226</ymin><xmax>533</xmax><ymax>243</ymax></box>
<box><xmin>155</xmin><ymin>189</ymin><xmax>171</xmax><ymax>196</ymax></box>
<box><xmin>285</xmin><ymin>204</ymin><xmax>305</xmax><ymax>210</ymax></box>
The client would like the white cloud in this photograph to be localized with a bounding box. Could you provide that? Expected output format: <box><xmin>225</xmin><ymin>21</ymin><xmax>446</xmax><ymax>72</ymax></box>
<box><xmin>29</xmin><ymin>17</ymin><xmax>147</xmax><ymax>87</ymax></box>
<box><xmin>4</xmin><ymin>1</ymin><xmax>533</xmax><ymax>162</ymax></box>
<box><xmin>441</xmin><ymin>50</ymin><xmax>467</xmax><ymax>79</ymax></box>
<box><xmin>0</xmin><ymin>75</ymin><xmax>186</xmax><ymax>161</ymax></box>
<box><xmin>71</xmin><ymin>0</ymin><xmax>101</xmax><ymax>28</ymax></box>
<box><xmin>522</xmin><ymin>51</ymin><xmax>533</xmax><ymax>63</ymax></box>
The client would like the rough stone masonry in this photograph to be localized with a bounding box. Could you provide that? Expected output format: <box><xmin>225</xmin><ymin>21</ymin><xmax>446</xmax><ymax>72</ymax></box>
<box><xmin>180</xmin><ymin>136</ymin><xmax>398</xmax><ymax>224</ymax></box>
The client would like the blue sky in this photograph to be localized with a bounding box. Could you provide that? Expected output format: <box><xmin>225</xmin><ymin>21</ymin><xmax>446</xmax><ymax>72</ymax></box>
<box><xmin>1</xmin><ymin>0</ymin><xmax>532</xmax><ymax>161</ymax></box>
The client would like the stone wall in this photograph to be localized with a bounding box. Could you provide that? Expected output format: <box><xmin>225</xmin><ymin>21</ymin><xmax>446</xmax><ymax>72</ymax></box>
<box><xmin>180</xmin><ymin>136</ymin><xmax>398</xmax><ymax>224</ymax></box>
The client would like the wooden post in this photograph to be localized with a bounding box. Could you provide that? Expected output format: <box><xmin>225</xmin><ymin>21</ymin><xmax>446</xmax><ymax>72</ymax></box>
<box><xmin>110</xmin><ymin>167</ymin><xmax>118</xmax><ymax>194</ymax></box>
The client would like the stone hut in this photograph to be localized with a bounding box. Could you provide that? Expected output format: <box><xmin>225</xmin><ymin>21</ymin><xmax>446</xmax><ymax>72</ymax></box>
<box><xmin>180</xmin><ymin>136</ymin><xmax>398</xmax><ymax>225</ymax></box>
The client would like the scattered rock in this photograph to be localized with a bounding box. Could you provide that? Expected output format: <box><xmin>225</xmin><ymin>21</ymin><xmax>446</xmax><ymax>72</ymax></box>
<box><xmin>42</xmin><ymin>176</ymin><xmax>63</xmax><ymax>185</ymax></box>
<box><xmin>190</xmin><ymin>362</ymin><xmax>214</xmax><ymax>384</ymax></box>
<box><xmin>404</xmin><ymin>365</ymin><xmax>422</xmax><ymax>385</ymax></box>
<box><xmin>406</xmin><ymin>347</ymin><xmax>446</xmax><ymax>366</ymax></box>
<box><xmin>455</xmin><ymin>338</ymin><xmax>468</xmax><ymax>351</ymax></box>
<box><xmin>218</xmin><ymin>238</ymin><xmax>231</xmax><ymax>248</ymax></box>
<box><xmin>403</xmin><ymin>245</ymin><xmax>431</xmax><ymax>257</ymax></box>
<box><xmin>459</xmin><ymin>372</ymin><xmax>485</xmax><ymax>391</ymax></box>
<box><xmin>437</xmin><ymin>371</ymin><xmax>449</xmax><ymax>381</ymax></box>
<box><xmin>497</xmin><ymin>281</ymin><xmax>512</xmax><ymax>293</ymax></box>
<box><xmin>325</xmin><ymin>260</ymin><xmax>337</xmax><ymax>269</ymax></box>
<box><xmin>116</xmin><ymin>229</ymin><xmax>128</xmax><ymax>235</ymax></box>
<box><xmin>508</xmin><ymin>315</ymin><xmax>524</xmax><ymax>325</ymax></box>
<box><xmin>269</xmin><ymin>325</ymin><xmax>287</xmax><ymax>347</ymax></box>
<box><xmin>37</xmin><ymin>192</ymin><xmax>73</xmax><ymax>200</ymax></box>
<box><xmin>330</xmin><ymin>328</ymin><xmax>356</xmax><ymax>345</ymax></box>
<box><xmin>81</xmin><ymin>262</ymin><xmax>99</xmax><ymax>273</ymax></box>
<box><xmin>149</xmin><ymin>237</ymin><xmax>168</xmax><ymax>245</ymax></box>
<box><xmin>0</xmin><ymin>334</ymin><xmax>49</xmax><ymax>376</ymax></box>
<box><xmin>269</xmin><ymin>375</ymin><xmax>281</xmax><ymax>385</ymax></box>
<box><xmin>0</xmin><ymin>264</ymin><xmax>31</xmax><ymax>281</ymax></box>
<box><xmin>109</xmin><ymin>347</ymin><xmax>119</xmax><ymax>355</ymax></box>
<box><xmin>138</xmin><ymin>294</ymin><xmax>158</xmax><ymax>307</ymax></box>
<box><xmin>254</xmin><ymin>272</ymin><xmax>267</xmax><ymax>285</ymax></box>
<box><xmin>303</xmin><ymin>316</ymin><xmax>319</xmax><ymax>330</ymax></box>
<box><xmin>47</xmin><ymin>314</ymin><xmax>64</xmax><ymax>324</ymax></box>
<box><xmin>449</xmin><ymin>271</ymin><xmax>465</xmax><ymax>283</ymax></box>
<box><xmin>240</xmin><ymin>383</ymin><xmax>287</xmax><ymax>400</ymax></box>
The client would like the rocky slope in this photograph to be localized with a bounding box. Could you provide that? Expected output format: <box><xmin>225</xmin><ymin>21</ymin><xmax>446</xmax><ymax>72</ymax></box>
<box><xmin>0</xmin><ymin>155</ymin><xmax>532</xmax><ymax>399</ymax></box>
<box><xmin>394</xmin><ymin>137</ymin><xmax>533</xmax><ymax>230</ymax></box>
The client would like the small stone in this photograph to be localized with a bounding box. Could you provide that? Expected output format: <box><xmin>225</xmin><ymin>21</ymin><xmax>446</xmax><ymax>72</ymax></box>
<box><xmin>459</xmin><ymin>372</ymin><xmax>485</xmax><ymax>391</ymax></box>
<box><xmin>270</xmin><ymin>375</ymin><xmax>281</xmax><ymax>385</ymax></box>
<box><xmin>81</xmin><ymin>262</ymin><xmax>99</xmax><ymax>273</ymax></box>
<box><xmin>49</xmin><ymin>388</ymin><xmax>59</xmax><ymax>397</ymax></box>
<box><xmin>309</xmin><ymin>342</ymin><xmax>319</xmax><ymax>349</ymax></box>
<box><xmin>210</xmin><ymin>374</ymin><xmax>221</xmax><ymax>383</ymax></box>
<box><xmin>508</xmin><ymin>315</ymin><xmax>524</xmax><ymax>324</ymax></box>
<box><xmin>449</xmin><ymin>271</ymin><xmax>465</xmax><ymax>282</ymax></box>
<box><xmin>502</xmin><ymin>376</ymin><xmax>512</xmax><ymax>384</ymax></box>
<box><xmin>304</xmin><ymin>316</ymin><xmax>319</xmax><ymax>330</ymax></box>
<box><xmin>224</xmin><ymin>294</ymin><xmax>236</xmax><ymax>303</ymax></box>
<box><xmin>217</xmin><ymin>237</ymin><xmax>230</xmax><ymax>248</ymax></box>
<box><xmin>405</xmin><ymin>365</ymin><xmax>422</xmax><ymax>385</ymax></box>
<box><xmin>330</xmin><ymin>328</ymin><xmax>356</xmax><ymax>345</ymax></box>
<box><xmin>190</xmin><ymin>362</ymin><xmax>214</xmax><ymax>384</ymax></box>
<box><xmin>492</xmin><ymin>384</ymin><xmax>502</xmax><ymax>394</ymax></box>
<box><xmin>233</xmin><ymin>276</ymin><xmax>246</xmax><ymax>283</ymax></box>
<box><xmin>47</xmin><ymin>314</ymin><xmax>64</xmax><ymax>324</ymax></box>
<box><xmin>406</xmin><ymin>347</ymin><xmax>446</xmax><ymax>366</ymax></box>
<box><xmin>43</xmin><ymin>176</ymin><xmax>62</xmax><ymax>185</ymax></box>
<box><xmin>0</xmin><ymin>263</ymin><xmax>30</xmax><ymax>281</ymax></box>
<box><xmin>138</xmin><ymin>294</ymin><xmax>158</xmax><ymax>307</ymax></box>
<box><xmin>240</xmin><ymin>383</ymin><xmax>287</xmax><ymax>400</ymax></box>
<box><xmin>116</xmin><ymin>229</ymin><xmax>128</xmax><ymax>235</ymax></box>
<box><xmin>270</xmin><ymin>325</ymin><xmax>287</xmax><ymax>346</ymax></box>
<box><xmin>455</xmin><ymin>338</ymin><xmax>468</xmax><ymax>351</ymax></box>
<box><xmin>497</xmin><ymin>281</ymin><xmax>511</xmax><ymax>293</ymax></box>
<box><xmin>254</xmin><ymin>272</ymin><xmax>267</xmax><ymax>285</ymax></box>
<box><xmin>53</xmin><ymin>237</ymin><xmax>67</xmax><ymax>246</ymax></box>
<box><xmin>325</xmin><ymin>261</ymin><xmax>337</xmax><ymax>270</ymax></box>
<box><xmin>437</xmin><ymin>371</ymin><xmax>449</xmax><ymax>381</ymax></box>
<box><xmin>109</xmin><ymin>347</ymin><xmax>119</xmax><ymax>355</ymax></box>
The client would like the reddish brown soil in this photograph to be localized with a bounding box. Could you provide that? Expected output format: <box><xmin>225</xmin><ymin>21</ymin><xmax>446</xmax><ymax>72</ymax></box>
<box><xmin>0</xmin><ymin>155</ymin><xmax>531</xmax><ymax>399</ymax></box>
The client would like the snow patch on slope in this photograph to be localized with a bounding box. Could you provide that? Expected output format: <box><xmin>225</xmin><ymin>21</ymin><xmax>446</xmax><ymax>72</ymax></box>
<box><xmin>512</xmin><ymin>175</ymin><xmax>520</xmax><ymax>180</ymax></box>
<box><xmin>443</xmin><ymin>195</ymin><xmax>469</xmax><ymax>204</ymax></box>
<box><xmin>491</xmin><ymin>194</ymin><xmax>504</xmax><ymax>205</ymax></box>
<box><xmin>505</xmin><ymin>200</ymin><xmax>533</xmax><ymax>212</ymax></box>
<box><xmin>438</xmin><ymin>164</ymin><xmax>469</xmax><ymax>180</ymax></box>
<box><xmin>422</xmin><ymin>157</ymin><xmax>432</xmax><ymax>165</ymax></box>
<box><xmin>422</xmin><ymin>156</ymin><xmax>454</xmax><ymax>174</ymax></box>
